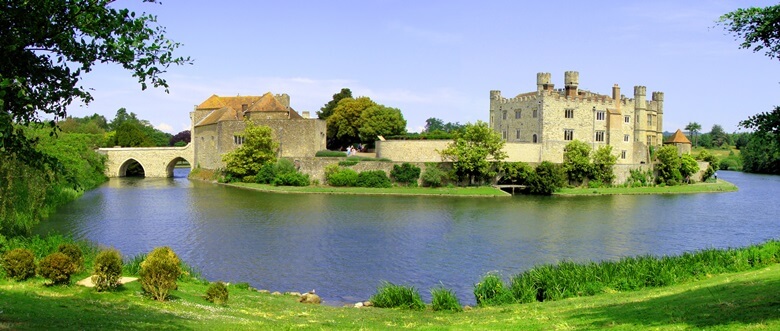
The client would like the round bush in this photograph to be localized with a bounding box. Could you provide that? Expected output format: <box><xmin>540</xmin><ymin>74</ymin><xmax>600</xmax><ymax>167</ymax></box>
<box><xmin>205</xmin><ymin>281</ymin><xmax>229</xmax><ymax>305</ymax></box>
<box><xmin>356</xmin><ymin>170</ymin><xmax>391</xmax><ymax>188</ymax></box>
<box><xmin>327</xmin><ymin>168</ymin><xmax>358</xmax><ymax>187</ymax></box>
<box><xmin>431</xmin><ymin>287</ymin><xmax>462</xmax><ymax>312</ymax></box>
<box><xmin>422</xmin><ymin>164</ymin><xmax>446</xmax><ymax>187</ymax></box>
<box><xmin>2</xmin><ymin>248</ymin><xmax>36</xmax><ymax>281</ymax></box>
<box><xmin>390</xmin><ymin>163</ymin><xmax>421</xmax><ymax>184</ymax></box>
<box><xmin>255</xmin><ymin>163</ymin><xmax>276</xmax><ymax>184</ymax></box>
<box><xmin>92</xmin><ymin>248</ymin><xmax>123</xmax><ymax>292</ymax></box>
<box><xmin>38</xmin><ymin>252</ymin><xmax>77</xmax><ymax>285</ymax></box>
<box><xmin>139</xmin><ymin>246</ymin><xmax>182</xmax><ymax>301</ymax></box>
<box><xmin>272</xmin><ymin>172</ymin><xmax>310</xmax><ymax>186</ymax></box>
<box><xmin>58</xmin><ymin>243</ymin><xmax>84</xmax><ymax>273</ymax></box>
<box><xmin>474</xmin><ymin>273</ymin><xmax>514</xmax><ymax>306</ymax></box>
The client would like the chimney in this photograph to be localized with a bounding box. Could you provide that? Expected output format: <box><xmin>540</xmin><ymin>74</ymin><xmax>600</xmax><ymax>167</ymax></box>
<box><xmin>302</xmin><ymin>111</ymin><xmax>310</xmax><ymax>119</ymax></box>
<box><xmin>612</xmin><ymin>84</ymin><xmax>620</xmax><ymax>100</ymax></box>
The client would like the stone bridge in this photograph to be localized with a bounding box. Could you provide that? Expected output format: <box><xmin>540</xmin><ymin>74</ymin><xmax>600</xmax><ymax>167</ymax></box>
<box><xmin>98</xmin><ymin>144</ymin><xmax>194</xmax><ymax>177</ymax></box>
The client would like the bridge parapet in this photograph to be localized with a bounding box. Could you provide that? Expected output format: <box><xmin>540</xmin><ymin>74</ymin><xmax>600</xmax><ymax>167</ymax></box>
<box><xmin>99</xmin><ymin>144</ymin><xmax>194</xmax><ymax>178</ymax></box>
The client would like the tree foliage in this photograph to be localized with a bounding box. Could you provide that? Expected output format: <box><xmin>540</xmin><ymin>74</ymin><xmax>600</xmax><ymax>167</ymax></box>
<box><xmin>685</xmin><ymin>122</ymin><xmax>702</xmax><ymax>147</ymax></box>
<box><xmin>317</xmin><ymin>88</ymin><xmax>352</xmax><ymax>120</ymax></box>
<box><xmin>440</xmin><ymin>121</ymin><xmax>507</xmax><ymax>185</ymax></box>
<box><xmin>710</xmin><ymin>124</ymin><xmax>730</xmax><ymax>147</ymax></box>
<box><xmin>0</xmin><ymin>0</ymin><xmax>190</xmax><ymax>162</ymax></box>
<box><xmin>222</xmin><ymin>122</ymin><xmax>278</xmax><ymax>178</ymax></box>
<box><xmin>591</xmin><ymin>145</ymin><xmax>617</xmax><ymax>185</ymax></box>
<box><xmin>169</xmin><ymin>130</ymin><xmax>191</xmax><ymax>146</ymax></box>
<box><xmin>423</xmin><ymin>117</ymin><xmax>463</xmax><ymax>133</ymax></box>
<box><xmin>562</xmin><ymin>140</ymin><xmax>592</xmax><ymax>185</ymax></box>
<box><xmin>655</xmin><ymin>145</ymin><xmax>683</xmax><ymax>185</ymax></box>
<box><xmin>719</xmin><ymin>4</ymin><xmax>780</xmax><ymax>61</ymax></box>
<box><xmin>358</xmin><ymin>105</ymin><xmax>406</xmax><ymax>142</ymax></box>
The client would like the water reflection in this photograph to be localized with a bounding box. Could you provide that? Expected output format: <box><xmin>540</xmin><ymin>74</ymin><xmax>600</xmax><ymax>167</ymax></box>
<box><xmin>36</xmin><ymin>170</ymin><xmax>780</xmax><ymax>305</ymax></box>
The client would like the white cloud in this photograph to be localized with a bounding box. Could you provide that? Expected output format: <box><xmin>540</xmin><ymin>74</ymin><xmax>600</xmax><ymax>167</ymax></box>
<box><xmin>155</xmin><ymin>122</ymin><xmax>174</xmax><ymax>133</ymax></box>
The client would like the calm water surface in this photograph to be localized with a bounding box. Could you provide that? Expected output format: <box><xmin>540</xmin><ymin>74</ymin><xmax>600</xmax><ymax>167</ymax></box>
<box><xmin>36</xmin><ymin>170</ymin><xmax>780</xmax><ymax>305</ymax></box>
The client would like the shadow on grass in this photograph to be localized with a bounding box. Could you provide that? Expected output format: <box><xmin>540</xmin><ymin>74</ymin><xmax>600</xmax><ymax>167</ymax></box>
<box><xmin>0</xmin><ymin>288</ymin><xmax>189</xmax><ymax>330</ymax></box>
<box><xmin>572</xmin><ymin>278</ymin><xmax>780</xmax><ymax>329</ymax></box>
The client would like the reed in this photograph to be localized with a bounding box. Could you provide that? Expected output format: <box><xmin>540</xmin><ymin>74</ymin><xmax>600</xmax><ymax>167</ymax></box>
<box><xmin>370</xmin><ymin>281</ymin><xmax>426</xmax><ymax>310</ymax></box>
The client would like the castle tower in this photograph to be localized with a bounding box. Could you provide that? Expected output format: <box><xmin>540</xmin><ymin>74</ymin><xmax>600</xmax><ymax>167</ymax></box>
<box><xmin>652</xmin><ymin>91</ymin><xmax>664</xmax><ymax>142</ymax></box>
<box><xmin>564</xmin><ymin>71</ymin><xmax>579</xmax><ymax>97</ymax></box>
<box><xmin>537</xmin><ymin>72</ymin><xmax>552</xmax><ymax>92</ymax></box>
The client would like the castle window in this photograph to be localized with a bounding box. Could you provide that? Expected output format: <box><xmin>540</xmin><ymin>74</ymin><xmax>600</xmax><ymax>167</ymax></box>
<box><xmin>647</xmin><ymin>114</ymin><xmax>653</xmax><ymax>126</ymax></box>
<box><xmin>516</xmin><ymin>129</ymin><xmax>521</xmax><ymax>139</ymax></box>
<box><xmin>502</xmin><ymin>130</ymin><xmax>507</xmax><ymax>140</ymax></box>
<box><xmin>515</xmin><ymin>110</ymin><xmax>521</xmax><ymax>119</ymax></box>
<box><xmin>595</xmin><ymin>131</ymin><xmax>605</xmax><ymax>142</ymax></box>
<box><xmin>533</xmin><ymin>109</ymin><xmax>538</xmax><ymax>118</ymax></box>
<box><xmin>596</xmin><ymin>111</ymin><xmax>606</xmax><ymax>121</ymax></box>
<box><xmin>624</xmin><ymin>134</ymin><xmax>629</xmax><ymax>142</ymax></box>
<box><xmin>532</xmin><ymin>134</ymin><xmax>538</xmax><ymax>143</ymax></box>
<box><xmin>502</xmin><ymin>111</ymin><xmax>507</xmax><ymax>120</ymax></box>
<box><xmin>565</xmin><ymin>108</ymin><xmax>574</xmax><ymax>119</ymax></box>
<box><xmin>564</xmin><ymin>129</ymin><xmax>574</xmax><ymax>141</ymax></box>
<box><xmin>234</xmin><ymin>135</ymin><xmax>245</xmax><ymax>145</ymax></box>
<box><xmin>624</xmin><ymin>115</ymin><xmax>630</xmax><ymax>123</ymax></box>
<box><xmin>621</xmin><ymin>150</ymin><xmax>627</xmax><ymax>159</ymax></box>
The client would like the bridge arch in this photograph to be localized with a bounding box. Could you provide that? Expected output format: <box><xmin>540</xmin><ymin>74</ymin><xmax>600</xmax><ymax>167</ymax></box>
<box><xmin>165</xmin><ymin>156</ymin><xmax>193</xmax><ymax>177</ymax></box>
<box><xmin>117</xmin><ymin>158</ymin><xmax>146</xmax><ymax>177</ymax></box>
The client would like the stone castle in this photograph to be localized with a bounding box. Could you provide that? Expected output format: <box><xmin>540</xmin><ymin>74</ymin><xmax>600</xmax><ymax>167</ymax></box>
<box><xmin>489</xmin><ymin>71</ymin><xmax>664</xmax><ymax>164</ymax></box>
<box><xmin>190</xmin><ymin>92</ymin><xmax>326</xmax><ymax>170</ymax></box>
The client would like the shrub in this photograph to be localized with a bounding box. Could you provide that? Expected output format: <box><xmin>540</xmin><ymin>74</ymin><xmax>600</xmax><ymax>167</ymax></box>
<box><xmin>274</xmin><ymin>158</ymin><xmax>297</xmax><ymax>175</ymax></box>
<box><xmin>272</xmin><ymin>172</ymin><xmax>310</xmax><ymax>186</ymax></box>
<box><xmin>254</xmin><ymin>163</ymin><xmax>276</xmax><ymax>184</ymax></box>
<box><xmin>2</xmin><ymin>248</ymin><xmax>36</xmax><ymax>281</ymax></box>
<box><xmin>370</xmin><ymin>282</ymin><xmax>425</xmax><ymax>310</ymax></box>
<box><xmin>421</xmin><ymin>164</ymin><xmax>447</xmax><ymax>187</ymax></box>
<box><xmin>327</xmin><ymin>168</ymin><xmax>358</xmax><ymax>187</ymax></box>
<box><xmin>390</xmin><ymin>163</ymin><xmax>421</xmax><ymax>184</ymax></box>
<box><xmin>473</xmin><ymin>273</ymin><xmax>514</xmax><ymax>306</ymax></box>
<box><xmin>58</xmin><ymin>243</ymin><xmax>84</xmax><ymax>272</ymax></box>
<box><xmin>315</xmin><ymin>150</ymin><xmax>347</xmax><ymax>157</ymax></box>
<box><xmin>205</xmin><ymin>281</ymin><xmax>229</xmax><ymax>305</ymax></box>
<box><xmin>356</xmin><ymin>170</ymin><xmax>392</xmax><ymax>188</ymax></box>
<box><xmin>92</xmin><ymin>248</ymin><xmax>123</xmax><ymax>292</ymax></box>
<box><xmin>38</xmin><ymin>252</ymin><xmax>77</xmax><ymax>285</ymax></box>
<box><xmin>431</xmin><ymin>286</ymin><xmax>462</xmax><ymax>312</ymax></box>
<box><xmin>338</xmin><ymin>159</ymin><xmax>359</xmax><ymax>166</ymax></box>
<box><xmin>139</xmin><ymin>246</ymin><xmax>182</xmax><ymax>301</ymax></box>
<box><xmin>527</xmin><ymin>161</ymin><xmax>566</xmax><ymax>195</ymax></box>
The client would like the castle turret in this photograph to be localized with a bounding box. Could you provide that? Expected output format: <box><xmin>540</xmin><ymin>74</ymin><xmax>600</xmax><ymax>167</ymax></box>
<box><xmin>564</xmin><ymin>71</ymin><xmax>579</xmax><ymax>97</ymax></box>
<box><xmin>634</xmin><ymin>86</ymin><xmax>646</xmax><ymax>109</ymax></box>
<box><xmin>537</xmin><ymin>72</ymin><xmax>552</xmax><ymax>92</ymax></box>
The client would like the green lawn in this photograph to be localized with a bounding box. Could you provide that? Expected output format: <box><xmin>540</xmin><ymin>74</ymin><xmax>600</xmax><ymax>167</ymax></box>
<box><xmin>1</xmin><ymin>264</ymin><xmax>778</xmax><ymax>330</ymax></box>
<box><xmin>556</xmin><ymin>180</ymin><xmax>738</xmax><ymax>196</ymax></box>
<box><xmin>228</xmin><ymin>182</ymin><xmax>510</xmax><ymax>197</ymax></box>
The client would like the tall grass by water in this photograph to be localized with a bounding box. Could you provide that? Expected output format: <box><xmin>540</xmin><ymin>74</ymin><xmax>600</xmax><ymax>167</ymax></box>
<box><xmin>474</xmin><ymin>240</ymin><xmax>780</xmax><ymax>306</ymax></box>
<box><xmin>370</xmin><ymin>281</ymin><xmax>426</xmax><ymax>310</ymax></box>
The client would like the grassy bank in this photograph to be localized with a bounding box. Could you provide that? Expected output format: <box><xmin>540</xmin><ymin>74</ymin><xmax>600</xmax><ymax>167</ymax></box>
<box><xmin>227</xmin><ymin>182</ymin><xmax>510</xmax><ymax>197</ymax></box>
<box><xmin>555</xmin><ymin>179</ymin><xmax>738</xmax><ymax>196</ymax></box>
<box><xmin>1</xmin><ymin>260</ymin><xmax>778</xmax><ymax>329</ymax></box>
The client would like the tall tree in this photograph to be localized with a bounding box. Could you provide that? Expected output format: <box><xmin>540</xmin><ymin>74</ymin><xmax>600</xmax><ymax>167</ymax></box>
<box><xmin>326</xmin><ymin>96</ymin><xmax>376</xmax><ymax>149</ymax></box>
<box><xmin>317</xmin><ymin>88</ymin><xmax>352</xmax><ymax>120</ymax></box>
<box><xmin>424</xmin><ymin>117</ymin><xmax>445</xmax><ymax>133</ymax></box>
<box><xmin>685</xmin><ymin>122</ymin><xmax>702</xmax><ymax>147</ymax></box>
<box><xmin>358</xmin><ymin>105</ymin><xmax>406</xmax><ymax>142</ymax></box>
<box><xmin>719</xmin><ymin>4</ymin><xmax>780</xmax><ymax>61</ymax></box>
<box><xmin>0</xmin><ymin>0</ymin><xmax>190</xmax><ymax>163</ymax></box>
<box><xmin>710</xmin><ymin>124</ymin><xmax>730</xmax><ymax>147</ymax></box>
<box><xmin>562</xmin><ymin>140</ymin><xmax>592</xmax><ymax>185</ymax></box>
<box><xmin>440</xmin><ymin>121</ymin><xmax>507</xmax><ymax>185</ymax></box>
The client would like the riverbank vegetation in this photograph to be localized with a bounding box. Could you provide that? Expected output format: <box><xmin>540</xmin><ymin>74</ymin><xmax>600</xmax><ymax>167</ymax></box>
<box><xmin>2</xmin><ymin>236</ymin><xmax>780</xmax><ymax>329</ymax></box>
<box><xmin>228</xmin><ymin>182</ymin><xmax>508</xmax><ymax>197</ymax></box>
<box><xmin>555</xmin><ymin>179</ymin><xmax>738</xmax><ymax>195</ymax></box>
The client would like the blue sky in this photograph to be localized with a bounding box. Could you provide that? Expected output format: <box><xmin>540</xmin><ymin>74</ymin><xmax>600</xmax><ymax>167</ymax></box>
<box><xmin>68</xmin><ymin>0</ymin><xmax>780</xmax><ymax>134</ymax></box>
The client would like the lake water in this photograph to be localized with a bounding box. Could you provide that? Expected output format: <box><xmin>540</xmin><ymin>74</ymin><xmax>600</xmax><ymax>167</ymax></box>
<box><xmin>36</xmin><ymin>170</ymin><xmax>780</xmax><ymax>305</ymax></box>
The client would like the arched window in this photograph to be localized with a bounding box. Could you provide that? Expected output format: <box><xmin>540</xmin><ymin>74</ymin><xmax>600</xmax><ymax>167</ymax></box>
<box><xmin>532</xmin><ymin>134</ymin><xmax>538</xmax><ymax>143</ymax></box>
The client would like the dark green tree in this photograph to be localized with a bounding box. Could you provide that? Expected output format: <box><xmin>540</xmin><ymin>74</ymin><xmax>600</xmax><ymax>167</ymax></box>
<box><xmin>710</xmin><ymin>124</ymin><xmax>730</xmax><ymax>147</ymax></box>
<box><xmin>358</xmin><ymin>105</ymin><xmax>407</xmax><ymax>142</ymax></box>
<box><xmin>317</xmin><ymin>88</ymin><xmax>352</xmax><ymax>120</ymax></box>
<box><xmin>114</xmin><ymin>122</ymin><xmax>152</xmax><ymax>147</ymax></box>
<box><xmin>0</xmin><ymin>0</ymin><xmax>190</xmax><ymax>163</ymax></box>
<box><xmin>424</xmin><ymin>117</ymin><xmax>445</xmax><ymax>133</ymax></box>
<box><xmin>562</xmin><ymin>140</ymin><xmax>592</xmax><ymax>185</ymax></box>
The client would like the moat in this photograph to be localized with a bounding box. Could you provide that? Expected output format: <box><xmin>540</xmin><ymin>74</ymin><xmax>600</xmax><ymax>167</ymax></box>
<box><xmin>36</xmin><ymin>170</ymin><xmax>780</xmax><ymax>305</ymax></box>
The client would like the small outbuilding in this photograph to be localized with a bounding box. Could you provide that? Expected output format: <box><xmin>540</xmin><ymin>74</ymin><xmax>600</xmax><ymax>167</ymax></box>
<box><xmin>664</xmin><ymin>129</ymin><xmax>692</xmax><ymax>155</ymax></box>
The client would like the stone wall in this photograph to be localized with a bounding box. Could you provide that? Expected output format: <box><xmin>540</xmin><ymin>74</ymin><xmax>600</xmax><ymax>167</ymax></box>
<box><xmin>375</xmin><ymin>140</ymin><xmax>450</xmax><ymax>162</ymax></box>
<box><xmin>291</xmin><ymin>157</ymin><xmax>434</xmax><ymax>184</ymax></box>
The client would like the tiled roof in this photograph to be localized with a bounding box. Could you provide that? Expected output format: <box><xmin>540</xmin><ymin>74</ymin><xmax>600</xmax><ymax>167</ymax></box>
<box><xmin>666</xmin><ymin>129</ymin><xmax>691</xmax><ymax>144</ymax></box>
<box><xmin>194</xmin><ymin>92</ymin><xmax>303</xmax><ymax>127</ymax></box>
